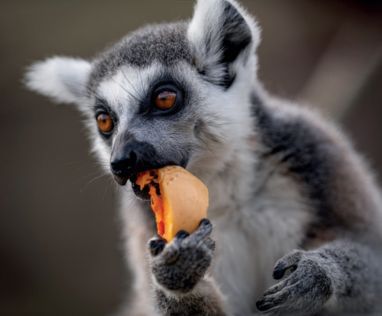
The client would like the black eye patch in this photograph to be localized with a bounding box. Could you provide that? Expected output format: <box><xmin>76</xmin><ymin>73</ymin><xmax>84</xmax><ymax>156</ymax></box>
<box><xmin>138</xmin><ymin>79</ymin><xmax>186</xmax><ymax>117</ymax></box>
<box><xmin>94</xmin><ymin>97</ymin><xmax>118</xmax><ymax>139</ymax></box>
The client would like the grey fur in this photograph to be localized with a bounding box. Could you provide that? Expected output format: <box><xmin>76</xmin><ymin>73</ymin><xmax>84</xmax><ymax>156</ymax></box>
<box><xmin>257</xmin><ymin>241</ymin><xmax>382</xmax><ymax>315</ymax></box>
<box><xmin>252</xmin><ymin>95</ymin><xmax>378</xmax><ymax>242</ymax></box>
<box><xmin>155</xmin><ymin>285</ymin><xmax>226</xmax><ymax>316</ymax></box>
<box><xmin>149</xmin><ymin>219</ymin><xmax>215</xmax><ymax>292</ymax></box>
<box><xmin>252</xmin><ymin>96</ymin><xmax>340</xmax><ymax>236</ymax></box>
<box><xmin>24</xmin><ymin>0</ymin><xmax>382</xmax><ymax>315</ymax></box>
<box><xmin>88</xmin><ymin>23</ymin><xmax>192</xmax><ymax>94</ymax></box>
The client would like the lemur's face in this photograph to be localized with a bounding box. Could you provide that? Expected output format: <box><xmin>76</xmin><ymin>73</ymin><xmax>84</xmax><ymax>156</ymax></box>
<box><xmin>87</xmin><ymin>26</ymin><xmax>215</xmax><ymax>186</ymax></box>
<box><xmin>26</xmin><ymin>0</ymin><xmax>260</xmax><ymax>191</ymax></box>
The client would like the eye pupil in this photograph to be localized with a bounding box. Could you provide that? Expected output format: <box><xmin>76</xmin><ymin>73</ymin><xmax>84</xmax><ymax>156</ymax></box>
<box><xmin>96</xmin><ymin>113</ymin><xmax>114</xmax><ymax>134</ymax></box>
<box><xmin>155</xmin><ymin>91</ymin><xmax>176</xmax><ymax>110</ymax></box>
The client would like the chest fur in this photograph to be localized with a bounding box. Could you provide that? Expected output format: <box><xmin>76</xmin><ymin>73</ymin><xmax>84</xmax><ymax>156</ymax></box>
<box><xmin>209</xmin><ymin>168</ymin><xmax>313</xmax><ymax>313</ymax></box>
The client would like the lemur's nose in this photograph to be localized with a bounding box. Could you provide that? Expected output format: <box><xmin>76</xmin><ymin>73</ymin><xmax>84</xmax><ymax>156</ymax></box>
<box><xmin>111</xmin><ymin>150</ymin><xmax>137</xmax><ymax>181</ymax></box>
<box><xmin>110</xmin><ymin>144</ymin><xmax>139</xmax><ymax>185</ymax></box>
<box><xmin>110</xmin><ymin>140</ymin><xmax>157</xmax><ymax>186</ymax></box>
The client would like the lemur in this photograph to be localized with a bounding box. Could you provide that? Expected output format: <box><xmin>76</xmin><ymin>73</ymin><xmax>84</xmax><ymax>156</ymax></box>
<box><xmin>25</xmin><ymin>0</ymin><xmax>382</xmax><ymax>315</ymax></box>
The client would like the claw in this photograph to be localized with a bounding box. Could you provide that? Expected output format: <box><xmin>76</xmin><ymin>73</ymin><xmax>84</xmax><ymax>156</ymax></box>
<box><xmin>175</xmin><ymin>230</ymin><xmax>190</xmax><ymax>240</ymax></box>
<box><xmin>257</xmin><ymin>283</ymin><xmax>299</xmax><ymax>312</ymax></box>
<box><xmin>190</xmin><ymin>218</ymin><xmax>212</xmax><ymax>240</ymax></box>
<box><xmin>199</xmin><ymin>218</ymin><xmax>211</xmax><ymax>227</ymax></box>
<box><xmin>262</xmin><ymin>281</ymin><xmax>287</xmax><ymax>297</ymax></box>
<box><xmin>149</xmin><ymin>238</ymin><xmax>166</xmax><ymax>256</ymax></box>
<box><xmin>256</xmin><ymin>299</ymin><xmax>273</xmax><ymax>312</ymax></box>
<box><xmin>273</xmin><ymin>249</ymin><xmax>303</xmax><ymax>280</ymax></box>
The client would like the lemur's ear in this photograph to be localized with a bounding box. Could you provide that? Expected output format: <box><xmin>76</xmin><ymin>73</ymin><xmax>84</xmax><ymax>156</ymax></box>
<box><xmin>188</xmin><ymin>0</ymin><xmax>260</xmax><ymax>88</ymax></box>
<box><xmin>25</xmin><ymin>57</ymin><xmax>91</xmax><ymax>105</ymax></box>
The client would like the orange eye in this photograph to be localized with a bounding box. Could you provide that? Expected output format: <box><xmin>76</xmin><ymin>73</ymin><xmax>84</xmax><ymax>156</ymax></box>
<box><xmin>96</xmin><ymin>113</ymin><xmax>114</xmax><ymax>134</ymax></box>
<box><xmin>155</xmin><ymin>90</ymin><xmax>177</xmax><ymax>110</ymax></box>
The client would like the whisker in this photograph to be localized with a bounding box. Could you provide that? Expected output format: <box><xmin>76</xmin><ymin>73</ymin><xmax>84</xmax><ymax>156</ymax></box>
<box><xmin>80</xmin><ymin>172</ymin><xmax>109</xmax><ymax>192</ymax></box>
<box><xmin>112</xmin><ymin>74</ymin><xmax>141</xmax><ymax>103</ymax></box>
<box><xmin>121</xmin><ymin>68</ymin><xmax>143</xmax><ymax>101</ymax></box>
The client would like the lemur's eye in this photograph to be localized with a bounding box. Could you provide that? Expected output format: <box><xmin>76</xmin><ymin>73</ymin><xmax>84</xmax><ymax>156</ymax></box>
<box><xmin>148</xmin><ymin>83</ymin><xmax>183</xmax><ymax>116</ymax></box>
<box><xmin>96</xmin><ymin>113</ymin><xmax>114</xmax><ymax>134</ymax></box>
<box><xmin>154</xmin><ymin>90</ymin><xmax>177</xmax><ymax>110</ymax></box>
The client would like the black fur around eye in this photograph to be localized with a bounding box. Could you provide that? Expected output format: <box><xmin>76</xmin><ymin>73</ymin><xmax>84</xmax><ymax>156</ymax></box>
<box><xmin>150</xmin><ymin>83</ymin><xmax>183</xmax><ymax>116</ymax></box>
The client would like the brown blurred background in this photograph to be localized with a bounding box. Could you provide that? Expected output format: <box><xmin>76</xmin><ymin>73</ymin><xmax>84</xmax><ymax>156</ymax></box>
<box><xmin>1</xmin><ymin>1</ymin><xmax>381</xmax><ymax>315</ymax></box>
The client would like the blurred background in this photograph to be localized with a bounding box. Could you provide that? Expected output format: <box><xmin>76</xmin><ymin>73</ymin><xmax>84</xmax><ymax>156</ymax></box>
<box><xmin>1</xmin><ymin>0</ymin><xmax>381</xmax><ymax>315</ymax></box>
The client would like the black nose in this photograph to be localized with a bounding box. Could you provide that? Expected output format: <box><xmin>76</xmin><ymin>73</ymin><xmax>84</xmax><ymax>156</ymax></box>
<box><xmin>110</xmin><ymin>140</ymin><xmax>157</xmax><ymax>185</ymax></box>
<box><xmin>110</xmin><ymin>151</ymin><xmax>137</xmax><ymax>184</ymax></box>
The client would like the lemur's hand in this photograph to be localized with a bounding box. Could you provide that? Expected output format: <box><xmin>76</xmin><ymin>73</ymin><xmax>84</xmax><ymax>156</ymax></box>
<box><xmin>257</xmin><ymin>249</ymin><xmax>333</xmax><ymax>315</ymax></box>
<box><xmin>148</xmin><ymin>219</ymin><xmax>215</xmax><ymax>292</ymax></box>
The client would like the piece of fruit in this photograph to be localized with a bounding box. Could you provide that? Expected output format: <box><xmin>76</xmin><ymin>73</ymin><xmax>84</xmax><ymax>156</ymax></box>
<box><xmin>136</xmin><ymin>166</ymin><xmax>209</xmax><ymax>241</ymax></box>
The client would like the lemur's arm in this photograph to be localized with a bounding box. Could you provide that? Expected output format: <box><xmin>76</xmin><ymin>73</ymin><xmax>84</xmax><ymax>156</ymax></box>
<box><xmin>254</xmin><ymin>96</ymin><xmax>382</xmax><ymax>315</ymax></box>
<box><xmin>257</xmin><ymin>240</ymin><xmax>382</xmax><ymax>314</ymax></box>
<box><xmin>148</xmin><ymin>219</ymin><xmax>228</xmax><ymax>316</ymax></box>
<box><xmin>317</xmin><ymin>240</ymin><xmax>382</xmax><ymax>312</ymax></box>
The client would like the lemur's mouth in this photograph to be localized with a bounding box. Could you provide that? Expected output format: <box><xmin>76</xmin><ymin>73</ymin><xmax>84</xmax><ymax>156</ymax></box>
<box><xmin>130</xmin><ymin>173</ymin><xmax>151</xmax><ymax>200</ymax></box>
<box><xmin>112</xmin><ymin>171</ymin><xmax>151</xmax><ymax>200</ymax></box>
<box><xmin>113</xmin><ymin>174</ymin><xmax>129</xmax><ymax>186</ymax></box>
<box><xmin>119</xmin><ymin>158</ymin><xmax>189</xmax><ymax>201</ymax></box>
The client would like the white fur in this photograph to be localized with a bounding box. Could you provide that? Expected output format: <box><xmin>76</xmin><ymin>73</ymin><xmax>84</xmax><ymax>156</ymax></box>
<box><xmin>97</xmin><ymin>64</ymin><xmax>159</xmax><ymax>119</ymax></box>
<box><xmin>188</xmin><ymin>0</ymin><xmax>227</xmax><ymax>82</ymax></box>
<box><xmin>187</xmin><ymin>0</ymin><xmax>260</xmax><ymax>85</ymax></box>
<box><xmin>196</xmin><ymin>66</ymin><xmax>313</xmax><ymax>312</ymax></box>
<box><xmin>187</xmin><ymin>56</ymin><xmax>258</xmax><ymax>210</ymax></box>
<box><xmin>25</xmin><ymin>56</ymin><xmax>91</xmax><ymax>104</ymax></box>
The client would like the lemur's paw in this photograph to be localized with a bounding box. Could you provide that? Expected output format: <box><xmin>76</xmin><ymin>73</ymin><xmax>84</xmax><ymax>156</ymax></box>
<box><xmin>256</xmin><ymin>250</ymin><xmax>332</xmax><ymax>315</ymax></box>
<box><xmin>148</xmin><ymin>219</ymin><xmax>215</xmax><ymax>292</ymax></box>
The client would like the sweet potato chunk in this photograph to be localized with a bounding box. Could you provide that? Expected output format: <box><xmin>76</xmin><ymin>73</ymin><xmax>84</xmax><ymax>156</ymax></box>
<box><xmin>136</xmin><ymin>166</ymin><xmax>209</xmax><ymax>241</ymax></box>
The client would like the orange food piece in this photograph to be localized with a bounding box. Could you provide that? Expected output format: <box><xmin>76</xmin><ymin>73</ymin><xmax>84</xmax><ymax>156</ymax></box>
<box><xmin>136</xmin><ymin>166</ymin><xmax>209</xmax><ymax>241</ymax></box>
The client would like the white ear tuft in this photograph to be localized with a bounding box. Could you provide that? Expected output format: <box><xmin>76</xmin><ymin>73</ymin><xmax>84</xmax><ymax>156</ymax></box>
<box><xmin>188</xmin><ymin>0</ymin><xmax>260</xmax><ymax>88</ymax></box>
<box><xmin>24</xmin><ymin>57</ymin><xmax>91</xmax><ymax>104</ymax></box>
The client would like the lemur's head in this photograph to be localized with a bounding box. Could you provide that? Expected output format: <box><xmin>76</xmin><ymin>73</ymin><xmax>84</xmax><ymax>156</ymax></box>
<box><xmin>25</xmin><ymin>0</ymin><xmax>260</xmax><ymax>190</ymax></box>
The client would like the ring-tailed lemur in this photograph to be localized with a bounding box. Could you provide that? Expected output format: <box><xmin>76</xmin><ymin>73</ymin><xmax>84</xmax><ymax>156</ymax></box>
<box><xmin>25</xmin><ymin>0</ymin><xmax>382</xmax><ymax>315</ymax></box>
